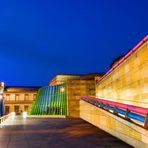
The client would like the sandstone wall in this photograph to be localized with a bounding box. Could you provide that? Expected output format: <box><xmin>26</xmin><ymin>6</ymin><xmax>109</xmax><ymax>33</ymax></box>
<box><xmin>96</xmin><ymin>40</ymin><xmax>148</xmax><ymax>107</ymax></box>
<box><xmin>67</xmin><ymin>80</ymin><xmax>95</xmax><ymax>117</ymax></box>
<box><xmin>80</xmin><ymin>100</ymin><xmax>148</xmax><ymax>147</ymax></box>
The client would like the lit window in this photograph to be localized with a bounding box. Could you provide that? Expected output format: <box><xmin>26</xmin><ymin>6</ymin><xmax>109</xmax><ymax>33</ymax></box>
<box><xmin>6</xmin><ymin>94</ymin><xmax>10</xmax><ymax>101</ymax></box>
<box><xmin>25</xmin><ymin>94</ymin><xmax>29</xmax><ymax>101</ymax></box>
<box><xmin>5</xmin><ymin>106</ymin><xmax>10</xmax><ymax>114</ymax></box>
<box><xmin>24</xmin><ymin>105</ymin><xmax>29</xmax><ymax>112</ymax></box>
<box><xmin>15</xmin><ymin>94</ymin><xmax>19</xmax><ymax>101</ymax></box>
<box><xmin>14</xmin><ymin>105</ymin><xmax>19</xmax><ymax>113</ymax></box>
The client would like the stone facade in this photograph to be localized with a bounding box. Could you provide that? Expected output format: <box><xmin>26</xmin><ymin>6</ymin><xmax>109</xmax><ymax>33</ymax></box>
<box><xmin>67</xmin><ymin>79</ymin><xmax>96</xmax><ymax>117</ymax></box>
<box><xmin>96</xmin><ymin>36</ymin><xmax>148</xmax><ymax>107</ymax></box>
<box><xmin>3</xmin><ymin>86</ymin><xmax>40</xmax><ymax>114</ymax></box>
<box><xmin>50</xmin><ymin>74</ymin><xmax>103</xmax><ymax>117</ymax></box>
<box><xmin>80</xmin><ymin>100</ymin><xmax>148</xmax><ymax>148</ymax></box>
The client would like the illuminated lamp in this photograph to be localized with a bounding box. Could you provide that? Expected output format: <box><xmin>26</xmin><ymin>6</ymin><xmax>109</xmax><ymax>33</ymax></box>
<box><xmin>1</xmin><ymin>82</ymin><xmax>4</xmax><ymax>87</ymax></box>
<box><xmin>60</xmin><ymin>87</ymin><xmax>65</xmax><ymax>92</ymax></box>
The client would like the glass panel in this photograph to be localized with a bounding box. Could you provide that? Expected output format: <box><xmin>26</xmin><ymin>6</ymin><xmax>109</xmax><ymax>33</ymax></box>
<box><xmin>24</xmin><ymin>105</ymin><xmax>29</xmax><ymax>112</ymax></box>
<box><xmin>15</xmin><ymin>94</ymin><xmax>19</xmax><ymax>101</ymax></box>
<box><xmin>24</xmin><ymin>94</ymin><xmax>29</xmax><ymax>101</ymax></box>
<box><xmin>30</xmin><ymin>84</ymin><xmax>67</xmax><ymax>116</ymax></box>
<box><xmin>14</xmin><ymin>105</ymin><xmax>19</xmax><ymax>113</ymax></box>
<box><xmin>5</xmin><ymin>106</ymin><xmax>10</xmax><ymax>114</ymax></box>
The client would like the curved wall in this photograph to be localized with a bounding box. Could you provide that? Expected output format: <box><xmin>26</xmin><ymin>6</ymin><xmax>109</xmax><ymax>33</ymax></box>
<box><xmin>30</xmin><ymin>84</ymin><xmax>67</xmax><ymax>115</ymax></box>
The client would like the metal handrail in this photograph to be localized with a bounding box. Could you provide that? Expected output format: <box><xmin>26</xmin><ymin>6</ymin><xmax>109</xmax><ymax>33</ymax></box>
<box><xmin>96</xmin><ymin>35</ymin><xmax>148</xmax><ymax>85</ymax></box>
<box><xmin>81</xmin><ymin>96</ymin><xmax>148</xmax><ymax>129</ymax></box>
<box><xmin>0</xmin><ymin>114</ymin><xmax>11</xmax><ymax>124</ymax></box>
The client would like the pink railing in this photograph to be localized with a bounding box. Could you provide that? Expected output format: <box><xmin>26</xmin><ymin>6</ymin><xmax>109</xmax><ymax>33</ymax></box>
<box><xmin>81</xmin><ymin>96</ymin><xmax>148</xmax><ymax>129</ymax></box>
<box><xmin>96</xmin><ymin>35</ymin><xmax>148</xmax><ymax>85</ymax></box>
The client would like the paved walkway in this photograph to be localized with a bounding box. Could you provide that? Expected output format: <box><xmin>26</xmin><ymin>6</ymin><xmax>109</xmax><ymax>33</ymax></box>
<box><xmin>0</xmin><ymin>116</ymin><xmax>132</xmax><ymax>148</ymax></box>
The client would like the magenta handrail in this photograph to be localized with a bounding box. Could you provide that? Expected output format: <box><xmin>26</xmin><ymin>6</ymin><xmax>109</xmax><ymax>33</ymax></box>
<box><xmin>97</xmin><ymin>35</ymin><xmax>148</xmax><ymax>85</ymax></box>
<box><xmin>81</xmin><ymin>96</ymin><xmax>148</xmax><ymax>116</ymax></box>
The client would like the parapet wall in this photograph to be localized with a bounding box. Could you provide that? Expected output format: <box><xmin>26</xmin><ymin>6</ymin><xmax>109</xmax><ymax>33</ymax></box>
<box><xmin>80</xmin><ymin>100</ymin><xmax>148</xmax><ymax>147</ymax></box>
<box><xmin>96</xmin><ymin>37</ymin><xmax>148</xmax><ymax>107</ymax></box>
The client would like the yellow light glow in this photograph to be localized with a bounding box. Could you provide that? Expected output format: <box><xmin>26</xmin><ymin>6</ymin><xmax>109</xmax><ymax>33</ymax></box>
<box><xmin>23</xmin><ymin>112</ymin><xmax>27</xmax><ymax>119</ymax></box>
<box><xmin>60</xmin><ymin>87</ymin><xmax>65</xmax><ymax>92</ymax></box>
<box><xmin>0</xmin><ymin>82</ymin><xmax>4</xmax><ymax>87</ymax></box>
<box><xmin>11</xmin><ymin>112</ymin><xmax>15</xmax><ymax>119</ymax></box>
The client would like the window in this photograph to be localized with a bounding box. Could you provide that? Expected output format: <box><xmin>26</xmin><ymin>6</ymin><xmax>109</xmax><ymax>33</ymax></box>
<box><xmin>24</xmin><ymin>105</ymin><xmax>29</xmax><ymax>112</ymax></box>
<box><xmin>6</xmin><ymin>94</ymin><xmax>10</xmax><ymax>101</ymax></box>
<box><xmin>14</xmin><ymin>105</ymin><xmax>19</xmax><ymax>113</ymax></box>
<box><xmin>5</xmin><ymin>106</ymin><xmax>10</xmax><ymax>114</ymax></box>
<box><xmin>24</xmin><ymin>94</ymin><xmax>29</xmax><ymax>101</ymax></box>
<box><xmin>15</xmin><ymin>94</ymin><xmax>19</xmax><ymax>101</ymax></box>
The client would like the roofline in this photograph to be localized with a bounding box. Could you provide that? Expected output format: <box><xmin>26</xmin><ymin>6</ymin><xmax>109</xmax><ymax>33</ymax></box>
<box><xmin>97</xmin><ymin>35</ymin><xmax>148</xmax><ymax>85</ymax></box>
<box><xmin>49</xmin><ymin>73</ymin><xmax>104</xmax><ymax>84</ymax></box>
<box><xmin>51</xmin><ymin>73</ymin><xmax>104</xmax><ymax>79</ymax></box>
<box><xmin>4</xmin><ymin>86</ymin><xmax>41</xmax><ymax>91</ymax></box>
<box><xmin>5</xmin><ymin>86</ymin><xmax>41</xmax><ymax>88</ymax></box>
<box><xmin>53</xmin><ymin>74</ymin><xmax>83</xmax><ymax>76</ymax></box>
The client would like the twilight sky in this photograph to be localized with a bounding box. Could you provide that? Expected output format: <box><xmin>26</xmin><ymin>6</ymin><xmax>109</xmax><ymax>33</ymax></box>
<box><xmin>0</xmin><ymin>0</ymin><xmax>147</xmax><ymax>86</ymax></box>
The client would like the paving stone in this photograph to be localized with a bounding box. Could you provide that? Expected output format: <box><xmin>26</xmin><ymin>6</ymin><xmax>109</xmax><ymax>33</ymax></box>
<box><xmin>0</xmin><ymin>116</ymin><xmax>133</xmax><ymax>148</ymax></box>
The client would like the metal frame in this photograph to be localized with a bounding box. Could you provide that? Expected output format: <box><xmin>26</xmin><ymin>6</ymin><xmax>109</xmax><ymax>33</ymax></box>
<box><xmin>81</xmin><ymin>96</ymin><xmax>148</xmax><ymax>129</ymax></box>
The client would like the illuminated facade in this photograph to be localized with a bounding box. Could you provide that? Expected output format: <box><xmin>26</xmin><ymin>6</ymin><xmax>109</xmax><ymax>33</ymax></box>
<box><xmin>80</xmin><ymin>35</ymin><xmax>148</xmax><ymax>147</ymax></box>
<box><xmin>30</xmin><ymin>74</ymin><xmax>103</xmax><ymax>117</ymax></box>
<box><xmin>96</xmin><ymin>35</ymin><xmax>148</xmax><ymax>108</ymax></box>
<box><xmin>50</xmin><ymin>74</ymin><xmax>103</xmax><ymax>117</ymax></box>
<box><xmin>3</xmin><ymin>86</ymin><xmax>40</xmax><ymax>114</ymax></box>
<box><xmin>30</xmin><ymin>84</ymin><xmax>67</xmax><ymax>115</ymax></box>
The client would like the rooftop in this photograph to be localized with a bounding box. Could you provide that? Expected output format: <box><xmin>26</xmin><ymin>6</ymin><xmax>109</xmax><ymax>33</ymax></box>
<box><xmin>4</xmin><ymin>86</ymin><xmax>41</xmax><ymax>93</ymax></box>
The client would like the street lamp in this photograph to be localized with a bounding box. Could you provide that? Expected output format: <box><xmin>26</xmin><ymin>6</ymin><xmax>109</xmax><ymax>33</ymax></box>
<box><xmin>0</xmin><ymin>82</ymin><xmax>4</xmax><ymax>87</ymax></box>
<box><xmin>0</xmin><ymin>82</ymin><xmax>4</xmax><ymax>94</ymax></box>
<box><xmin>0</xmin><ymin>82</ymin><xmax>5</xmax><ymax>117</ymax></box>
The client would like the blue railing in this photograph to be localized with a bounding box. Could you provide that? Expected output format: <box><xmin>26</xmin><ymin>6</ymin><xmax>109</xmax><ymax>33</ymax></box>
<box><xmin>81</xmin><ymin>96</ymin><xmax>148</xmax><ymax>129</ymax></box>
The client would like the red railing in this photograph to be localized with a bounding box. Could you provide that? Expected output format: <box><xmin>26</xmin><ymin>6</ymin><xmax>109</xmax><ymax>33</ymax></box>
<box><xmin>97</xmin><ymin>35</ymin><xmax>148</xmax><ymax>85</ymax></box>
<box><xmin>81</xmin><ymin>96</ymin><xmax>148</xmax><ymax>129</ymax></box>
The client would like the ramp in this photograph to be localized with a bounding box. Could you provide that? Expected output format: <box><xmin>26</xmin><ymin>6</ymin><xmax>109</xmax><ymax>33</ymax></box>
<box><xmin>80</xmin><ymin>96</ymin><xmax>148</xmax><ymax>148</ymax></box>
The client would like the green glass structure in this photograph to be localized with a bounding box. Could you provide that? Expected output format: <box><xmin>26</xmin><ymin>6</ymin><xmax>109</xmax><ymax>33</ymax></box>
<box><xmin>30</xmin><ymin>84</ymin><xmax>67</xmax><ymax>115</ymax></box>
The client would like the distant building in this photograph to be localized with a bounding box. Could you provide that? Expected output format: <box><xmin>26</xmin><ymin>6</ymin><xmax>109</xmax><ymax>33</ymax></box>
<box><xmin>3</xmin><ymin>86</ymin><xmax>40</xmax><ymax>114</ymax></box>
<box><xmin>31</xmin><ymin>74</ymin><xmax>104</xmax><ymax>117</ymax></box>
<box><xmin>50</xmin><ymin>73</ymin><xmax>104</xmax><ymax>117</ymax></box>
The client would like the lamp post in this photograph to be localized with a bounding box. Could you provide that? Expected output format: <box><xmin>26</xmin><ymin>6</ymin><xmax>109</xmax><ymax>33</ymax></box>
<box><xmin>0</xmin><ymin>82</ymin><xmax>5</xmax><ymax>117</ymax></box>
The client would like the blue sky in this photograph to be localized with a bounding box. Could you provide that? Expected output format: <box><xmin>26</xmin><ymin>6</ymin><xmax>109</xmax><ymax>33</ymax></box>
<box><xmin>0</xmin><ymin>0</ymin><xmax>147</xmax><ymax>86</ymax></box>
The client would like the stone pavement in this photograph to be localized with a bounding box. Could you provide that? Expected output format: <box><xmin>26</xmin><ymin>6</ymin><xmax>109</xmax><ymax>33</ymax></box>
<box><xmin>0</xmin><ymin>115</ymin><xmax>133</xmax><ymax>148</ymax></box>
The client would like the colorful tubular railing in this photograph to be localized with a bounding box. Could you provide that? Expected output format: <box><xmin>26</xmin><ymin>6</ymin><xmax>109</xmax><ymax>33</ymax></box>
<box><xmin>81</xmin><ymin>96</ymin><xmax>148</xmax><ymax>129</ymax></box>
<box><xmin>30</xmin><ymin>84</ymin><xmax>67</xmax><ymax>116</ymax></box>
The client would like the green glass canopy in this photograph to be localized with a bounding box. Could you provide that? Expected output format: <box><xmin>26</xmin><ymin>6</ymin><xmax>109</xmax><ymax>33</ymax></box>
<box><xmin>30</xmin><ymin>84</ymin><xmax>67</xmax><ymax>116</ymax></box>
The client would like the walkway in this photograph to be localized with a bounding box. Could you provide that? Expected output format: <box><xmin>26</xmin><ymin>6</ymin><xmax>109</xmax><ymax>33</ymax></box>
<box><xmin>0</xmin><ymin>115</ymin><xmax>132</xmax><ymax>148</ymax></box>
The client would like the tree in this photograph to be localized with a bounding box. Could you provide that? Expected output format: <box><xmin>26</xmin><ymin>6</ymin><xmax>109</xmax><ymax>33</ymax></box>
<box><xmin>110</xmin><ymin>55</ymin><xmax>124</xmax><ymax>68</ymax></box>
